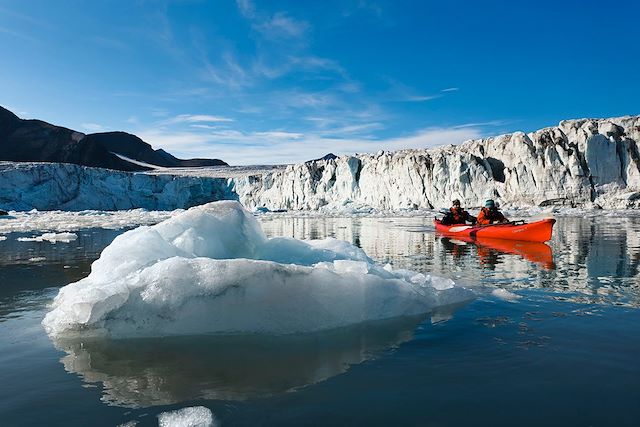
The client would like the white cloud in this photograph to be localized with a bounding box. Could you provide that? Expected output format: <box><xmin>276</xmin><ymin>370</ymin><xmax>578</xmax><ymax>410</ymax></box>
<box><xmin>453</xmin><ymin>120</ymin><xmax>510</xmax><ymax>129</ymax></box>
<box><xmin>137</xmin><ymin>125</ymin><xmax>482</xmax><ymax>166</ymax></box>
<box><xmin>405</xmin><ymin>94</ymin><xmax>442</xmax><ymax>102</ymax></box>
<box><xmin>254</xmin><ymin>12</ymin><xmax>309</xmax><ymax>39</ymax></box>
<box><xmin>236</xmin><ymin>0</ymin><xmax>256</xmax><ymax>18</ymax></box>
<box><xmin>166</xmin><ymin>114</ymin><xmax>234</xmax><ymax>124</ymax></box>
<box><xmin>81</xmin><ymin>123</ymin><xmax>104</xmax><ymax>132</ymax></box>
<box><xmin>441</xmin><ymin>87</ymin><xmax>459</xmax><ymax>92</ymax></box>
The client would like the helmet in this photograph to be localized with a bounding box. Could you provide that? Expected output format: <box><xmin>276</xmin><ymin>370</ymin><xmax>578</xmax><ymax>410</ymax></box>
<box><xmin>452</xmin><ymin>199</ymin><xmax>461</xmax><ymax>206</ymax></box>
<box><xmin>485</xmin><ymin>199</ymin><xmax>495</xmax><ymax>208</ymax></box>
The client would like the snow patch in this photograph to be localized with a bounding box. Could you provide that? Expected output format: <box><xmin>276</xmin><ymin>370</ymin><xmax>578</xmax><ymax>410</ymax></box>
<box><xmin>42</xmin><ymin>201</ymin><xmax>473</xmax><ymax>338</ymax></box>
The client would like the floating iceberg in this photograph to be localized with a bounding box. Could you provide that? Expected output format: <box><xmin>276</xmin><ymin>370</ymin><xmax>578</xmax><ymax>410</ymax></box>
<box><xmin>43</xmin><ymin>201</ymin><xmax>473</xmax><ymax>338</ymax></box>
<box><xmin>17</xmin><ymin>232</ymin><xmax>78</xmax><ymax>243</ymax></box>
<box><xmin>157</xmin><ymin>406</ymin><xmax>216</xmax><ymax>427</ymax></box>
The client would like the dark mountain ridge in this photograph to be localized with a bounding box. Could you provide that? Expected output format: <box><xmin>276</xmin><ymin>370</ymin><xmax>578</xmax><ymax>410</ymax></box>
<box><xmin>0</xmin><ymin>106</ymin><xmax>227</xmax><ymax>171</ymax></box>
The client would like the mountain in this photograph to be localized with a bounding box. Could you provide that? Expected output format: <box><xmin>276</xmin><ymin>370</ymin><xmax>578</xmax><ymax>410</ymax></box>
<box><xmin>0</xmin><ymin>106</ymin><xmax>227</xmax><ymax>171</ymax></box>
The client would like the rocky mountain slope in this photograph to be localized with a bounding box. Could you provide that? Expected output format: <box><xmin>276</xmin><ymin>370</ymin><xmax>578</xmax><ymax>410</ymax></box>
<box><xmin>0</xmin><ymin>106</ymin><xmax>227</xmax><ymax>171</ymax></box>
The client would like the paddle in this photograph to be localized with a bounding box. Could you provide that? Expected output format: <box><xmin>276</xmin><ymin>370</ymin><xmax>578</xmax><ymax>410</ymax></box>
<box><xmin>447</xmin><ymin>220</ymin><xmax>525</xmax><ymax>233</ymax></box>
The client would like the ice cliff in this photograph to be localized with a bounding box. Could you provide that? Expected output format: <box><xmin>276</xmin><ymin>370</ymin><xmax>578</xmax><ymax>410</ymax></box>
<box><xmin>235</xmin><ymin>116</ymin><xmax>640</xmax><ymax>210</ymax></box>
<box><xmin>0</xmin><ymin>162</ymin><xmax>234</xmax><ymax>211</ymax></box>
<box><xmin>2</xmin><ymin>116</ymin><xmax>640</xmax><ymax>211</ymax></box>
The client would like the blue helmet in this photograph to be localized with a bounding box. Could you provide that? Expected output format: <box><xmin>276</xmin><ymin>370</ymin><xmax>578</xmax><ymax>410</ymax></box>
<box><xmin>485</xmin><ymin>199</ymin><xmax>495</xmax><ymax>208</ymax></box>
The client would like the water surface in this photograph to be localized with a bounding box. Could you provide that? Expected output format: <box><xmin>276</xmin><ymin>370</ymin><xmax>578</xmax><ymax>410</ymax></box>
<box><xmin>1</xmin><ymin>216</ymin><xmax>639</xmax><ymax>426</ymax></box>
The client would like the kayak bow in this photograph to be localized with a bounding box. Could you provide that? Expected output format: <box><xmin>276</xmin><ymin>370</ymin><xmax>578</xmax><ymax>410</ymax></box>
<box><xmin>434</xmin><ymin>218</ymin><xmax>556</xmax><ymax>242</ymax></box>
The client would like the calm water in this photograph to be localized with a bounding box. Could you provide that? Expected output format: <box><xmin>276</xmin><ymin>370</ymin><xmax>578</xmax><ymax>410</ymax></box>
<box><xmin>1</xmin><ymin>216</ymin><xmax>639</xmax><ymax>426</ymax></box>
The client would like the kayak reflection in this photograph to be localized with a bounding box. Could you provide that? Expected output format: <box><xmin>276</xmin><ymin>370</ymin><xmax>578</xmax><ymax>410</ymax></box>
<box><xmin>50</xmin><ymin>310</ymin><xmax>465</xmax><ymax>408</ymax></box>
<box><xmin>439</xmin><ymin>235</ymin><xmax>555</xmax><ymax>270</ymax></box>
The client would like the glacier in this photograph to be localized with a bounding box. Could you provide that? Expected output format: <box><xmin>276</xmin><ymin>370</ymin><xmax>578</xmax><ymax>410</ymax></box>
<box><xmin>2</xmin><ymin>116</ymin><xmax>640</xmax><ymax>212</ymax></box>
<box><xmin>0</xmin><ymin>161</ymin><xmax>235</xmax><ymax>211</ymax></box>
<box><xmin>233</xmin><ymin>116</ymin><xmax>640</xmax><ymax>211</ymax></box>
<box><xmin>42</xmin><ymin>201</ymin><xmax>473</xmax><ymax>338</ymax></box>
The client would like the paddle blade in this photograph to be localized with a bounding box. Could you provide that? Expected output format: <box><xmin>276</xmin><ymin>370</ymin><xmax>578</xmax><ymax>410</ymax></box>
<box><xmin>448</xmin><ymin>225</ymin><xmax>472</xmax><ymax>232</ymax></box>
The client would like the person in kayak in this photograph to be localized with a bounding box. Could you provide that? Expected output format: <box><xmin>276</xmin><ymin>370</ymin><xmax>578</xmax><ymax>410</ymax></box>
<box><xmin>476</xmin><ymin>199</ymin><xmax>508</xmax><ymax>225</ymax></box>
<box><xmin>441</xmin><ymin>199</ymin><xmax>477</xmax><ymax>225</ymax></box>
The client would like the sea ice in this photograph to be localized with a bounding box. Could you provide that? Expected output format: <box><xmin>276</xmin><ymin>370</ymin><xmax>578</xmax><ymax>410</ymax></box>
<box><xmin>492</xmin><ymin>288</ymin><xmax>522</xmax><ymax>302</ymax></box>
<box><xmin>0</xmin><ymin>209</ymin><xmax>177</xmax><ymax>234</ymax></box>
<box><xmin>17</xmin><ymin>232</ymin><xmax>78</xmax><ymax>243</ymax></box>
<box><xmin>157</xmin><ymin>406</ymin><xmax>216</xmax><ymax>427</ymax></box>
<box><xmin>42</xmin><ymin>201</ymin><xmax>474</xmax><ymax>338</ymax></box>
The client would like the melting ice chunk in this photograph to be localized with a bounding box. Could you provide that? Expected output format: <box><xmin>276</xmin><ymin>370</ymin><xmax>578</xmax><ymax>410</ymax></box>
<box><xmin>42</xmin><ymin>201</ymin><xmax>474</xmax><ymax>338</ymax></box>
<box><xmin>157</xmin><ymin>406</ymin><xmax>216</xmax><ymax>427</ymax></box>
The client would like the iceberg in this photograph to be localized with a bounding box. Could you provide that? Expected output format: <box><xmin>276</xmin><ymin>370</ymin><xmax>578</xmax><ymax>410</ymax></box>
<box><xmin>42</xmin><ymin>201</ymin><xmax>473</xmax><ymax>338</ymax></box>
<box><xmin>157</xmin><ymin>407</ymin><xmax>216</xmax><ymax>427</ymax></box>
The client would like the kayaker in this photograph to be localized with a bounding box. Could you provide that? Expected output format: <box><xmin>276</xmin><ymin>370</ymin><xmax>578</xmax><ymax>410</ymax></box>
<box><xmin>441</xmin><ymin>199</ymin><xmax>477</xmax><ymax>225</ymax></box>
<box><xmin>476</xmin><ymin>199</ymin><xmax>508</xmax><ymax>225</ymax></box>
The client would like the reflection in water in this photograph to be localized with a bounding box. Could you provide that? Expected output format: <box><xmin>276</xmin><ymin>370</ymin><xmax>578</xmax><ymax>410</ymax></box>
<box><xmin>439</xmin><ymin>236</ymin><xmax>555</xmax><ymax>270</ymax></box>
<box><xmin>259</xmin><ymin>215</ymin><xmax>640</xmax><ymax>306</ymax></box>
<box><xmin>52</xmin><ymin>312</ymin><xmax>463</xmax><ymax>407</ymax></box>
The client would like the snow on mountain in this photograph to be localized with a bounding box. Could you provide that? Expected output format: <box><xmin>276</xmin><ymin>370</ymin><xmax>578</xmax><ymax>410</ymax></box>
<box><xmin>1</xmin><ymin>116</ymin><xmax>639</xmax><ymax>211</ymax></box>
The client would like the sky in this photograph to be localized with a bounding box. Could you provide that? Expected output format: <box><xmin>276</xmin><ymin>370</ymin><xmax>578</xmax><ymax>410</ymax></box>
<box><xmin>1</xmin><ymin>0</ymin><xmax>639</xmax><ymax>165</ymax></box>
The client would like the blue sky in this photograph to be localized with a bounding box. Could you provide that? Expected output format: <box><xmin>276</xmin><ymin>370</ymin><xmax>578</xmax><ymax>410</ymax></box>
<box><xmin>1</xmin><ymin>0</ymin><xmax>639</xmax><ymax>165</ymax></box>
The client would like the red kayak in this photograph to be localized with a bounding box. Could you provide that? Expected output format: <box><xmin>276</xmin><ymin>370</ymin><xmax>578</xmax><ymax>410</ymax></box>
<box><xmin>434</xmin><ymin>218</ymin><xmax>556</xmax><ymax>242</ymax></box>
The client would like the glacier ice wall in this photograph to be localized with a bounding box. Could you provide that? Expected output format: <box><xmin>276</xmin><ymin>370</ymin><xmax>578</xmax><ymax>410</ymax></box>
<box><xmin>234</xmin><ymin>116</ymin><xmax>640</xmax><ymax>210</ymax></box>
<box><xmin>2</xmin><ymin>116</ymin><xmax>640</xmax><ymax>211</ymax></box>
<box><xmin>0</xmin><ymin>162</ymin><xmax>235</xmax><ymax>211</ymax></box>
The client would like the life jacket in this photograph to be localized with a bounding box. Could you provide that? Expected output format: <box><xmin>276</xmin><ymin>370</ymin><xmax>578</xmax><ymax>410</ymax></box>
<box><xmin>477</xmin><ymin>207</ymin><xmax>505</xmax><ymax>225</ymax></box>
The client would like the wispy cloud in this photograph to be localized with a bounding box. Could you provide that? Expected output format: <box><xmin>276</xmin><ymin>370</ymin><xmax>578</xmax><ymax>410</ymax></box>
<box><xmin>0</xmin><ymin>26</ymin><xmax>39</xmax><ymax>43</ymax></box>
<box><xmin>452</xmin><ymin>120</ymin><xmax>510</xmax><ymax>129</ymax></box>
<box><xmin>405</xmin><ymin>94</ymin><xmax>442</xmax><ymax>102</ymax></box>
<box><xmin>237</xmin><ymin>0</ymin><xmax>309</xmax><ymax>40</ymax></box>
<box><xmin>255</xmin><ymin>12</ymin><xmax>309</xmax><ymax>40</ymax></box>
<box><xmin>137</xmin><ymin>124</ymin><xmax>482</xmax><ymax>165</ymax></box>
<box><xmin>166</xmin><ymin>114</ymin><xmax>234</xmax><ymax>124</ymax></box>
<box><xmin>441</xmin><ymin>87</ymin><xmax>459</xmax><ymax>92</ymax></box>
<box><xmin>81</xmin><ymin>123</ymin><xmax>105</xmax><ymax>132</ymax></box>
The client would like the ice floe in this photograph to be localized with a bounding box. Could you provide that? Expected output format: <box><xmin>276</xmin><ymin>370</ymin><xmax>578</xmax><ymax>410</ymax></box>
<box><xmin>157</xmin><ymin>406</ymin><xmax>216</xmax><ymax>427</ymax></box>
<box><xmin>0</xmin><ymin>209</ymin><xmax>177</xmax><ymax>234</ymax></box>
<box><xmin>17</xmin><ymin>232</ymin><xmax>78</xmax><ymax>243</ymax></box>
<box><xmin>42</xmin><ymin>201</ymin><xmax>473</xmax><ymax>338</ymax></box>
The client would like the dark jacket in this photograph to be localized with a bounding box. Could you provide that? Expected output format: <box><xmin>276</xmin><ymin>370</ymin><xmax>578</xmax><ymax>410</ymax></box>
<box><xmin>441</xmin><ymin>207</ymin><xmax>477</xmax><ymax>225</ymax></box>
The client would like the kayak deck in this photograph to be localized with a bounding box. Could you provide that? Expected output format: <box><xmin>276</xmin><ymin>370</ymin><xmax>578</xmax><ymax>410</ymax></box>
<box><xmin>434</xmin><ymin>218</ymin><xmax>556</xmax><ymax>242</ymax></box>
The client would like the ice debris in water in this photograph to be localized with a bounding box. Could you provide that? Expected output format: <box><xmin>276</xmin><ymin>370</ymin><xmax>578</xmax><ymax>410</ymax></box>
<box><xmin>42</xmin><ymin>201</ymin><xmax>474</xmax><ymax>338</ymax></box>
<box><xmin>492</xmin><ymin>288</ymin><xmax>522</xmax><ymax>302</ymax></box>
<box><xmin>17</xmin><ymin>232</ymin><xmax>78</xmax><ymax>243</ymax></box>
<box><xmin>157</xmin><ymin>406</ymin><xmax>216</xmax><ymax>427</ymax></box>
